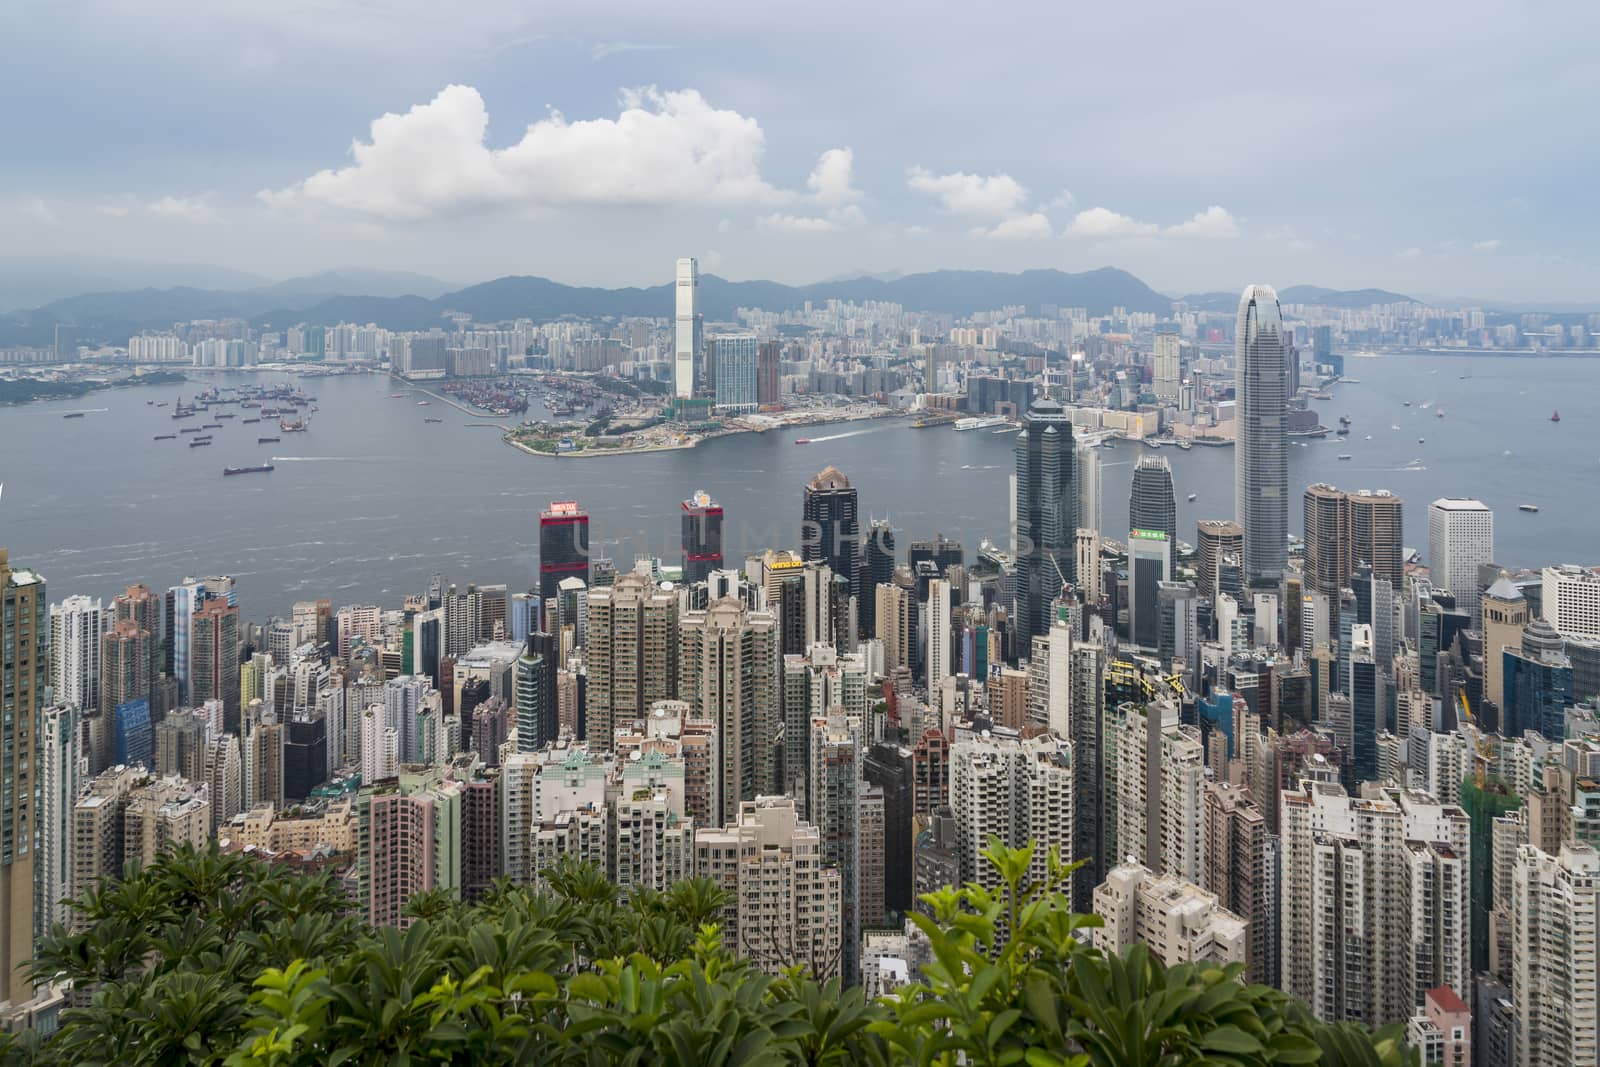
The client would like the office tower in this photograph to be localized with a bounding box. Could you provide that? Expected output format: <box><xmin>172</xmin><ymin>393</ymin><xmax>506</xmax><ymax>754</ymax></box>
<box><xmin>1196</xmin><ymin>520</ymin><xmax>1243</xmax><ymax>603</ymax></box>
<box><xmin>1127</xmin><ymin>530</ymin><xmax>1171</xmax><ymax>650</ymax></box>
<box><xmin>1510</xmin><ymin>842</ymin><xmax>1600</xmax><ymax>1067</ymax></box>
<box><xmin>1541</xmin><ymin>564</ymin><xmax>1600</xmax><ymax>639</ymax></box>
<box><xmin>284</xmin><ymin>716</ymin><xmax>328</xmax><ymax>802</ymax></box>
<box><xmin>1312</xmin><ymin>323</ymin><xmax>1333</xmax><ymax>369</ymax></box>
<box><xmin>358</xmin><ymin>766</ymin><xmax>464</xmax><ymax>928</ymax></box>
<box><xmin>757</xmin><ymin>340</ymin><xmax>781</xmax><ymax>406</ymax></box>
<box><xmin>925</xmin><ymin>577</ymin><xmax>951</xmax><ymax>697</ymax></box>
<box><xmin>908</xmin><ymin>535</ymin><xmax>964</xmax><ymax>576</ymax></box>
<box><xmin>712</xmin><ymin>335</ymin><xmax>759</xmax><ymax>413</ymax></box>
<box><xmin>1234</xmin><ymin>284</ymin><xmax>1288</xmax><ymax>588</ymax></box>
<box><xmin>1349</xmin><ymin>627</ymin><xmax>1385</xmax><ymax>782</ymax></box>
<box><xmin>509</xmin><ymin>593</ymin><xmax>540</xmax><ymax>644</ymax></box>
<box><xmin>1302</xmin><ymin>483</ymin><xmax>1347</xmax><ymax>598</ymax></box>
<box><xmin>1405</xmin><ymin>986</ymin><xmax>1472</xmax><ymax>1067</ymax></box>
<box><xmin>681</xmin><ymin>490</ymin><xmax>724</xmax><ymax>587</ymax></box>
<box><xmin>1013</xmin><ymin>398</ymin><xmax>1077</xmax><ymax>651</ymax></box>
<box><xmin>1093</xmin><ymin>861</ymin><xmax>1247</xmax><ymax>967</ymax></box>
<box><xmin>189</xmin><ymin>597</ymin><xmax>240</xmax><ymax>733</ymax></box>
<box><xmin>809</xmin><ymin>714</ymin><xmax>864</xmax><ymax>982</ymax></box>
<box><xmin>1129</xmin><ymin>455</ymin><xmax>1177</xmax><ymax>546</ymax></box>
<box><xmin>1201</xmin><ymin>782</ymin><xmax>1273</xmax><ymax>984</ymax></box>
<box><xmin>1077</xmin><ymin>440</ymin><xmax>1102</xmax><ymax>537</ymax></box>
<box><xmin>36</xmin><ymin>704</ymin><xmax>79</xmax><ymax>944</ymax></box>
<box><xmin>693</xmin><ymin>796</ymin><xmax>842</xmax><ymax>978</ymax></box>
<box><xmin>875</xmin><ymin>582</ymin><xmax>910</xmax><ymax>675</ymax></box>
<box><xmin>781</xmin><ymin>644</ymin><xmax>869</xmax><ymax>797</ymax></box>
<box><xmin>514</xmin><ymin>638</ymin><xmax>552</xmax><ymax>752</ymax></box>
<box><xmin>860</xmin><ymin>519</ymin><xmax>895</xmax><ymax>639</ymax></box>
<box><xmin>1481</xmin><ymin>575</ymin><xmax>1529</xmax><ymax>715</ymax></box>
<box><xmin>1109</xmin><ymin>701</ymin><xmax>1204</xmax><ymax>884</ymax></box>
<box><xmin>948</xmin><ymin>735</ymin><xmax>1074</xmax><ymax>902</ymax></box>
<box><xmin>680</xmin><ymin>598</ymin><xmax>777</xmax><ymax>825</ymax></box>
<box><xmin>1346</xmin><ymin>489</ymin><xmax>1404</xmax><ymax>588</ymax></box>
<box><xmin>1502</xmin><ymin>619</ymin><xmax>1573</xmax><ymax>740</ymax></box>
<box><xmin>98</xmin><ymin>619</ymin><xmax>152</xmax><ymax>763</ymax></box>
<box><xmin>586</xmin><ymin>571</ymin><xmax>678</xmax><ymax>753</ymax></box>
<box><xmin>1151</xmin><ymin>332</ymin><xmax>1182</xmax><ymax>401</ymax></box>
<box><xmin>165</xmin><ymin>578</ymin><xmax>206</xmax><ymax>699</ymax></box>
<box><xmin>673</xmin><ymin>257</ymin><xmax>700</xmax><ymax>399</ymax></box>
<box><xmin>1279</xmin><ymin>781</ymin><xmax>1470</xmax><ymax>1027</ymax></box>
<box><xmin>0</xmin><ymin>552</ymin><xmax>42</xmax><ymax>1004</ymax></box>
<box><xmin>864</xmin><ymin>743</ymin><xmax>914</xmax><ymax>914</ymax></box>
<box><xmin>1429</xmin><ymin>499</ymin><xmax>1493</xmax><ymax>624</ymax></box>
<box><xmin>111</xmin><ymin>697</ymin><xmax>153</xmax><ymax>769</ymax></box>
<box><xmin>802</xmin><ymin>466</ymin><xmax>860</xmax><ymax>611</ymax></box>
<box><xmin>538</xmin><ymin>500</ymin><xmax>589</xmax><ymax>603</ymax></box>
<box><xmin>50</xmin><ymin>594</ymin><xmax>105</xmax><ymax>714</ymax></box>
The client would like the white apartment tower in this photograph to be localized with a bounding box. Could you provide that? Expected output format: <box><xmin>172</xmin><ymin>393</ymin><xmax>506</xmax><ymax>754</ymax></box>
<box><xmin>1510</xmin><ymin>842</ymin><xmax>1600</xmax><ymax>1067</ymax></box>
<box><xmin>925</xmin><ymin>577</ymin><xmax>951</xmax><ymax>698</ymax></box>
<box><xmin>1427</xmin><ymin>499</ymin><xmax>1493</xmax><ymax>623</ymax></box>
<box><xmin>49</xmin><ymin>594</ymin><xmax>106</xmax><ymax>713</ymax></box>
<box><xmin>673</xmin><ymin>257</ymin><xmax>700</xmax><ymax>399</ymax></box>
<box><xmin>1542</xmin><ymin>564</ymin><xmax>1600</xmax><ymax>640</ymax></box>
<box><xmin>1093</xmin><ymin>860</ymin><xmax>1248</xmax><ymax>967</ymax></box>
<box><xmin>1108</xmin><ymin>700</ymin><xmax>1205</xmax><ymax>885</ymax></box>
<box><xmin>949</xmin><ymin>735</ymin><xmax>1073</xmax><ymax>898</ymax></box>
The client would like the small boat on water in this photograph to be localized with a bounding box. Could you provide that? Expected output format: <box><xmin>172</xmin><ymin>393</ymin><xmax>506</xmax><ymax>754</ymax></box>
<box><xmin>424</xmin><ymin>417</ymin><xmax>444</xmax><ymax>423</ymax></box>
<box><xmin>257</xmin><ymin>436</ymin><xmax>280</xmax><ymax>444</ymax></box>
<box><xmin>243</xmin><ymin>418</ymin><xmax>260</xmax><ymax>424</ymax></box>
<box><xmin>1403</xmin><ymin>401</ymin><xmax>1412</xmax><ymax>407</ymax></box>
<box><xmin>223</xmin><ymin>464</ymin><xmax>274</xmax><ymax>476</ymax></box>
<box><xmin>1519</xmin><ymin>504</ymin><xmax>1539</xmax><ymax>513</ymax></box>
<box><xmin>1436</xmin><ymin>409</ymin><xmax>1445</xmax><ymax>418</ymax></box>
<box><xmin>1418</xmin><ymin>438</ymin><xmax>1426</xmax><ymax>444</ymax></box>
<box><xmin>1551</xmin><ymin>410</ymin><xmax>1561</xmax><ymax>422</ymax></box>
<box><xmin>1337</xmin><ymin>454</ymin><xmax>1353</xmax><ymax>461</ymax></box>
<box><xmin>389</xmin><ymin>393</ymin><xmax>408</xmax><ymax>399</ymax></box>
<box><xmin>794</xmin><ymin>438</ymin><xmax>811</xmax><ymax>445</ymax></box>
<box><xmin>1187</xmin><ymin>493</ymin><xmax>1197</xmax><ymax>501</ymax></box>
<box><xmin>417</xmin><ymin>400</ymin><xmax>431</xmax><ymax>407</ymax></box>
<box><xmin>62</xmin><ymin>412</ymin><xmax>85</xmax><ymax>419</ymax></box>
<box><xmin>1177</xmin><ymin>440</ymin><xmax>1192</xmax><ymax>451</ymax></box>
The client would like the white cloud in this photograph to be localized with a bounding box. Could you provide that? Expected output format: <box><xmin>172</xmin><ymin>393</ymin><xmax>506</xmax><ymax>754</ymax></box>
<box><xmin>975</xmin><ymin>212</ymin><xmax>1052</xmax><ymax>240</ymax></box>
<box><xmin>1064</xmin><ymin>207</ymin><xmax>1159</xmax><ymax>239</ymax></box>
<box><xmin>1474</xmin><ymin>238</ymin><xmax>1503</xmax><ymax>252</ymax></box>
<box><xmin>263</xmin><ymin>84</ymin><xmax>833</xmax><ymax>220</ymax></box>
<box><xmin>759</xmin><ymin>213</ymin><xmax>837</xmax><ymax>233</ymax></box>
<box><xmin>1164</xmin><ymin>205</ymin><xmax>1239</xmax><ymax>240</ymax></box>
<box><xmin>905</xmin><ymin>224</ymin><xmax>930</xmax><ymax>237</ymax></box>
<box><xmin>96</xmin><ymin>201</ymin><xmax>132</xmax><ymax>218</ymax></box>
<box><xmin>806</xmin><ymin>148</ymin><xmax>860</xmax><ymax>207</ymax></box>
<box><xmin>23</xmin><ymin>199</ymin><xmax>58</xmax><ymax>224</ymax></box>
<box><xmin>591</xmin><ymin>41</ymin><xmax>675</xmax><ymax>61</ymax></box>
<box><xmin>907</xmin><ymin>167</ymin><xmax>1029</xmax><ymax>221</ymax></box>
<box><xmin>146</xmin><ymin>195</ymin><xmax>217</xmax><ymax>222</ymax></box>
<box><xmin>1398</xmin><ymin>246</ymin><xmax>1424</xmax><ymax>258</ymax></box>
<box><xmin>1043</xmin><ymin>189</ymin><xmax>1076</xmax><ymax>212</ymax></box>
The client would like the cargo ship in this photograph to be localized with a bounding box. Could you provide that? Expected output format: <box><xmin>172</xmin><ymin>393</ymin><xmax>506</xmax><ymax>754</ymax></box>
<box><xmin>62</xmin><ymin>412</ymin><xmax>86</xmax><ymax>419</ymax></box>
<box><xmin>189</xmin><ymin>439</ymin><xmax>213</xmax><ymax>448</ymax></box>
<box><xmin>257</xmin><ymin>436</ymin><xmax>280</xmax><ymax>444</ymax></box>
<box><xmin>424</xmin><ymin>417</ymin><xmax>444</xmax><ymax>423</ymax></box>
<box><xmin>202</xmin><ymin>423</ymin><xmax>222</xmax><ymax>430</ymax></box>
<box><xmin>154</xmin><ymin>434</ymin><xmax>176</xmax><ymax>441</ymax></box>
<box><xmin>180</xmin><ymin>427</ymin><xmax>201</xmax><ymax>434</ymax></box>
<box><xmin>279</xmin><ymin>416</ymin><xmax>307</xmax><ymax>432</ymax></box>
<box><xmin>242</xmin><ymin>418</ymin><xmax>260</xmax><ymax>424</ymax></box>
<box><xmin>223</xmin><ymin>464</ymin><xmax>274</xmax><ymax>476</ymax></box>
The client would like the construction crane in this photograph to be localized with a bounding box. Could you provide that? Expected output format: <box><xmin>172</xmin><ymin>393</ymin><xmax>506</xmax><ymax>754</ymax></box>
<box><xmin>1457</xmin><ymin>690</ymin><xmax>1495</xmax><ymax>787</ymax></box>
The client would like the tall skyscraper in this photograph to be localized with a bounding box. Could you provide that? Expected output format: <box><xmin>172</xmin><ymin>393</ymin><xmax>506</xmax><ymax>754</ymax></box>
<box><xmin>190</xmin><ymin>597</ymin><xmax>240</xmax><ymax>733</ymax></box>
<box><xmin>681</xmin><ymin>490</ymin><xmax>724</xmax><ymax>587</ymax></box>
<box><xmin>0</xmin><ymin>550</ymin><xmax>44</xmax><ymax>1004</ymax></box>
<box><xmin>112</xmin><ymin>583</ymin><xmax>161</xmax><ymax>683</ymax></box>
<box><xmin>802</xmin><ymin>466</ymin><xmax>860</xmax><ymax>614</ymax></box>
<box><xmin>37</xmin><ymin>703</ymin><xmax>80</xmax><ymax>945</ymax></box>
<box><xmin>1195</xmin><ymin>520</ymin><xmax>1244</xmax><ymax>603</ymax></box>
<box><xmin>679</xmin><ymin>597</ymin><xmax>777</xmax><ymax>825</ymax></box>
<box><xmin>1510</xmin><ymin>842</ymin><xmax>1600</xmax><ymax>1067</ymax></box>
<box><xmin>757</xmin><ymin>339</ymin><xmax>781</xmax><ymax>407</ymax></box>
<box><xmin>1128</xmin><ymin>530</ymin><xmax>1171</xmax><ymax>650</ymax></box>
<box><xmin>1304</xmin><ymin>484</ymin><xmax>1405</xmax><ymax>597</ymax></box>
<box><xmin>1013</xmin><ymin>398</ymin><xmax>1076</xmax><ymax>651</ymax></box>
<box><xmin>49</xmin><ymin>594</ymin><xmax>106</xmax><ymax>714</ymax></box>
<box><xmin>1152</xmin><ymin>332</ymin><xmax>1182</xmax><ymax>402</ymax></box>
<box><xmin>925</xmin><ymin>577</ymin><xmax>951</xmax><ymax>697</ymax></box>
<box><xmin>1234</xmin><ymin>285</ymin><xmax>1287</xmax><ymax>588</ymax></box>
<box><xmin>1129</xmin><ymin>455</ymin><xmax>1177</xmax><ymax>546</ymax></box>
<box><xmin>1428</xmin><ymin>499</ymin><xmax>1493</xmax><ymax>624</ymax></box>
<box><xmin>712</xmin><ymin>335</ymin><xmax>759</xmax><ymax>413</ymax></box>
<box><xmin>860</xmin><ymin>519</ymin><xmax>895</xmax><ymax>640</ymax></box>
<box><xmin>585</xmin><ymin>571</ymin><xmax>679</xmax><ymax>752</ymax></box>
<box><xmin>673</xmin><ymin>257</ymin><xmax>700</xmax><ymax>399</ymax></box>
<box><xmin>538</xmin><ymin>500</ymin><xmax>589</xmax><ymax>603</ymax></box>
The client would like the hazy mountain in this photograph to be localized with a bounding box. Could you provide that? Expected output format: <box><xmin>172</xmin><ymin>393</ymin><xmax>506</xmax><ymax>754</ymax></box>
<box><xmin>258</xmin><ymin>269</ymin><xmax>456</xmax><ymax>301</ymax></box>
<box><xmin>1178</xmin><ymin>285</ymin><xmax>1417</xmax><ymax>313</ymax></box>
<box><xmin>0</xmin><ymin>257</ymin><xmax>270</xmax><ymax>313</ymax></box>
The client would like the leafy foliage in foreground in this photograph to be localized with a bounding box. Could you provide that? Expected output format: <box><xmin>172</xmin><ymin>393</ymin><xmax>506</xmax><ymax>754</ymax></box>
<box><xmin>6</xmin><ymin>841</ymin><xmax>1415</xmax><ymax>1066</ymax></box>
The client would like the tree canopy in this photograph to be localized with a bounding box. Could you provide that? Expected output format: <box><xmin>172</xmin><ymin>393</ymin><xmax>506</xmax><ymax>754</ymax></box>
<box><xmin>7</xmin><ymin>841</ymin><xmax>1416</xmax><ymax>1066</ymax></box>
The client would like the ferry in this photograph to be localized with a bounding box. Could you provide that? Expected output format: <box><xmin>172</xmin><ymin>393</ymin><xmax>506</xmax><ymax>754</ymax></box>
<box><xmin>794</xmin><ymin>438</ymin><xmax>812</xmax><ymax>445</ymax></box>
<box><xmin>1337</xmin><ymin>454</ymin><xmax>1353</xmax><ymax>461</ymax></box>
<box><xmin>1338</xmin><ymin>414</ymin><xmax>1351</xmax><ymax>426</ymax></box>
<box><xmin>1519</xmin><ymin>503</ymin><xmax>1540</xmax><ymax>513</ymax></box>
<box><xmin>1177</xmin><ymin>440</ymin><xmax>1192</xmax><ymax>451</ymax></box>
<box><xmin>424</xmin><ymin>417</ymin><xmax>444</xmax><ymax>424</ymax></box>
<box><xmin>1187</xmin><ymin>493</ymin><xmax>1197</xmax><ymax>501</ymax></box>
<box><xmin>954</xmin><ymin>414</ymin><xmax>1009</xmax><ymax>432</ymax></box>
<box><xmin>417</xmin><ymin>400</ymin><xmax>431</xmax><ymax>406</ymax></box>
<box><xmin>257</xmin><ymin>436</ymin><xmax>280</xmax><ymax>444</ymax></box>
<box><xmin>223</xmin><ymin>464</ymin><xmax>274</xmax><ymax>476</ymax></box>
<box><xmin>62</xmin><ymin>412</ymin><xmax>86</xmax><ymax>419</ymax></box>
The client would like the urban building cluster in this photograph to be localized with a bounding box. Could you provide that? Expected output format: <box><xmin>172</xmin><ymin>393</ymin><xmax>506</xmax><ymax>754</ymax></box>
<box><xmin>5</xmin><ymin>281</ymin><xmax>1600</xmax><ymax>1065</ymax></box>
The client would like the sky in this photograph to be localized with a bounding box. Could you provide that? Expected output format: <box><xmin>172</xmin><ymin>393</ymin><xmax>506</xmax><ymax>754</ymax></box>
<box><xmin>4</xmin><ymin>0</ymin><xmax>1599</xmax><ymax>303</ymax></box>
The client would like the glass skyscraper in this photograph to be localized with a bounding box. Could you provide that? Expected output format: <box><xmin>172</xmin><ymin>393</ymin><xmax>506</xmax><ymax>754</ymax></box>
<box><xmin>1234</xmin><ymin>285</ymin><xmax>1287</xmax><ymax>588</ymax></box>
<box><xmin>1129</xmin><ymin>454</ymin><xmax>1177</xmax><ymax>546</ymax></box>
<box><xmin>1012</xmin><ymin>398</ymin><xmax>1076</xmax><ymax>652</ymax></box>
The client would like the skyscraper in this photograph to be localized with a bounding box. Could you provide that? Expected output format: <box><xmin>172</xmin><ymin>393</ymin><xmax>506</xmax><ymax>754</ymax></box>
<box><xmin>0</xmin><ymin>550</ymin><xmax>44</xmax><ymax>1004</ymax></box>
<box><xmin>1152</xmin><ymin>332</ymin><xmax>1182</xmax><ymax>402</ymax></box>
<box><xmin>538</xmin><ymin>500</ymin><xmax>589</xmax><ymax>603</ymax></box>
<box><xmin>586</xmin><ymin>571</ymin><xmax>679</xmax><ymax>753</ymax></box>
<box><xmin>679</xmin><ymin>597</ymin><xmax>778</xmax><ymax>825</ymax></box>
<box><xmin>190</xmin><ymin>597</ymin><xmax>241</xmax><ymax>733</ymax></box>
<box><xmin>757</xmin><ymin>340</ymin><xmax>781</xmax><ymax>407</ymax></box>
<box><xmin>1195</xmin><ymin>520</ymin><xmax>1244</xmax><ymax>603</ymax></box>
<box><xmin>1234</xmin><ymin>285</ymin><xmax>1287</xmax><ymax>588</ymax></box>
<box><xmin>37</xmin><ymin>703</ymin><xmax>79</xmax><ymax>945</ymax></box>
<box><xmin>712</xmin><ymin>335</ymin><xmax>759</xmax><ymax>413</ymax></box>
<box><xmin>1510</xmin><ymin>842</ymin><xmax>1600</xmax><ymax>1067</ymax></box>
<box><xmin>925</xmin><ymin>577</ymin><xmax>952</xmax><ymax>697</ymax></box>
<box><xmin>673</xmin><ymin>257</ymin><xmax>700</xmax><ymax>399</ymax></box>
<box><xmin>681</xmin><ymin>490</ymin><xmax>724</xmax><ymax>587</ymax></box>
<box><xmin>49</xmin><ymin>595</ymin><xmax>105</xmax><ymax>714</ymax></box>
<box><xmin>1428</xmin><ymin>499</ymin><xmax>1493</xmax><ymax>624</ymax></box>
<box><xmin>802</xmin><ymin>466</ymin><xmax>860</xmax><ymax>615</ymax></box>
<box><xmin>1128</xmin><ymin>530</ymin><xmax>1171</xmax><ymax>650</ymax></box>
<box><xmin>1129</xmin><ymin>454</ymin><xmax>1177</xmax><ymax>546</ymax></box>
<box><xmin>860</xmin><ymin>519</ymin><xmax>895</xmax><ymax>639</ymax></box>
<box><xmin>1304</xmin><ymin>484</ymin><xmax>1405</xmax><ymax>598</ymax></box>
<box><xmin>1013</xmin><ymin>398</ymin><xmax>1076</xmax><ymax>651</ymax></box>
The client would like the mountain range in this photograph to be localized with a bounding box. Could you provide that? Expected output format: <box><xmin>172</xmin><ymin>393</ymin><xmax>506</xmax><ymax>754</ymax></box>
<box><xmin>1</xmin><ymin>267</ymin><xmax>1417</xmax><ymax>350</ymax></box>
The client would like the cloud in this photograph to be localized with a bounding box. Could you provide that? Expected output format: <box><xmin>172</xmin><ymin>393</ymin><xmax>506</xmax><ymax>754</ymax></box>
<box><xmin>1063</xmin><ymin>204</ymin><xmax>1240</xmax><ymax>240</ymax></box>
<box><xmin>96</xmin><ymin>201</ymin><xmax>133</xmax><ymax>218</ymax></box>
<box><xmin>1043</xmin><ymin>190</ymin><xmax>1076</xmax><ymax>212</ymax></box>
<box><xmin>23</xmin><ymin>199</ymin><xmax>57</xmax><ymax>224</ymax></box>
<box><xmin>263</xmin><ymin>84</ymin><xmax>830</xmax><ymax>220</ymax></box>
<box><xmin>1474</xmin><ymin>238</ymin><xmax>1503</xmax><ymax>252</ymax></box>
<box><xmin>1164</xmin><ymin>205</ymin><xmax>1239</xmax><ymax>240</ymax></box>
<box><xmin>1398</xmin><ymin>246</ymin><xmax>1424</xmax><ymax>258</ymax></box>
<box><xmin>759</xmin><ymin>213</ymin><xmax>838</xmax><ymax>233</ymax></box>
<box><xmin>146</xmin><ymin>195</ymin><xmax>217</xmax><ymax>222</ymax></box>
<box><xmin>1064</xmin><ymin>207</ymin><xmax>1159</xmax><ymax>239</ymax></box>
<box><xmin>907</xmin><ymin>167</ymin><xmax>1029</xmax><ymax>221</ymax></box>
<box><xmin>905</xmin><ymin>224</ymin><xmax>930</xmax><ymax>237</ymax></box>
<box><xmin>975</xmin><ymin>212</ymin><xmax>1053</xmax><ymax>240</ymax></box>
<box><xmin>591</xmin><ymin>41</ymin><xmax>675</xmax><ymax>61</ymax></box>
<box><xmin>806</xmin><ymin>148</ymin><xmax>860</xmax><ymax>207</ymax></box>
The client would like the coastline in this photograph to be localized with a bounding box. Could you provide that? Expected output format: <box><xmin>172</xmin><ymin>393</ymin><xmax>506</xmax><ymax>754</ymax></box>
<box><xmin>502</xmin><ymin>407</ymin><xmax>909</xmax><ymax>460</ymax></box>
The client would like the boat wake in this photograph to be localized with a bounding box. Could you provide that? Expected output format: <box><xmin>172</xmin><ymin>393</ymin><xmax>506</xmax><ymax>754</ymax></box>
<box><xmin>801</xmin><ymin>427</ymin><xmax>877</xmax><ymax>444</ymax></box>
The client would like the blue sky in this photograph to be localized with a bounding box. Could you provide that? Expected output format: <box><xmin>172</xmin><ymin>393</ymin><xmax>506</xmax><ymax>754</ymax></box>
<box><xmin>4</xmin><ymin>0</ymin><xmax>1598</xmax><ymax>301</ymax></box>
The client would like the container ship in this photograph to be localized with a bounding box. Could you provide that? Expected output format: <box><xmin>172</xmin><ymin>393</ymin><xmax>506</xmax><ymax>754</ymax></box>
<box><xmin>223</xmin><ymin>464</ymin><xmax>274</xmax><ymax>476</ymax></box>
<box><xmin>153</xmin><ymin>434</ymin><xmax>176</xmax><ymax>441</ymax></box>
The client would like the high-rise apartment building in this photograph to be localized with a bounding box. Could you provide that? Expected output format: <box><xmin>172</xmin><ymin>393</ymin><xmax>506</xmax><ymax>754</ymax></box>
<box><xmin>673</xmin><ymin>257</ymin><xmax>700</xmax><ymax>399</ymax></box>
<box><xmin>1428</xmin><ymin>499</ymin><xmax>1493</xmax><ymax>624</ymax></box>
<box><xmin>1013</xmin><ymin>398</ymin><xmax>1076</xmax><ymax>651</ymax></box>
<box><xmin>36</xmin><ymin>704</ymin><xmax>79</xmax><ymax>945</ymax></box>
<box><xmin>189</xmin><ymin>597</ymin><xmax>240</xmax><ymax>732</ymax></box>
<box><xmin>1279</xmin><ymin>780</ymin><xmax>1471</xmax><ymax>1027</ymax></box>
<box><xmin>948</xmin><ymin>735</ymin><xmax>1073</xmax><ymax>902</ymax></box>
<box><xmin>679</xmin><ymin>598</ymin><xmax>778</xmax><ymax>826</ymax></box>
<box><xmin>1108</xmin><ymin>701</ymin><xmax>1204</xmax><ymax>884</ymax></box>
<box><xmin>1152</xmin><ymin>332</ymin><xmax>1182</xmax><ymax>401</ymax></box>
<box><xmin>49</xmin><ymin>594</ymin><xmax>105</xmax><ymax>714</ymax></box>
<box><xmin>1542</xmin><ymin>564</ymin><xmax>1600</xmax><ymax>640</ymax></box>
<box><xmin>358</xmin><ymin>765</ymin><xmax>464</xmax><ymax>928</ymax></box>
<box><xmin>1201</xmin><ymin>782</ymin><xmax>1273</xmax><ymax>983</ymax></box>
<box><xmin>0</xmin><ymin>550</ymin><xmax>43</xmax><ymax>1004</ymax></box>
<box><xmin>780</xmin><ymin>643</ymin><xmax>868</xmax><ymax>798</ymax></box>
<box><xmin>585</xmin><ymin>571</ymin><xmax>678</xmax><ymax>753</ymax></box>
<box><xmin>802</xmin><ymin>466</ymin><xmax>861</xmax><ymax>616</ymax></box>
<box><xmin>1093</xmin><ymin>861</ymin><xmax>1248</xmax><ymax>967</ymax></box>
<box><xmin>681</xmin><ymin>490</ymin><xmax>724</xmax><ymax>587</ymax></box>
<box><xmin>1510</xmin><ymin>842</ymin><xmax>1600</xmax><ymax>1067</ymax></box>
<box><xmin>538</xmin><ymin>501</ymin><xmax>589</xmax><ymax>603</ymax></box>
<box><xmin>1129</xmin><ymin>455</ymin><xmax>1177</xmax><ymax>546</ymax></box>
<box><xmin>925</xmin><ymin>577</ymin><xmax>951</xmax><ymax>697</ymax></box>
<box><xmin>757</xmin><ymin>340</ymin><xmax>781</xmax><ymax>407</ymax></box>
<box><xmin>1234</xmin><ymin>285</ymin><xmax>1287</xmax><ymax>587</ymax></box>
<box><xmin>712</xmin><ymin>335</ymin><xmax>759</xmax><ymax>413</ymax></box>
<box><xmin>693</xmin><ymin>796</ymin><xmax>842</xmax><ymax>978</ymax></box>
<box><xmin>808</xmin><ymin>714</ymin><xmax>866</xmax><ymax>982</ymax></box>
